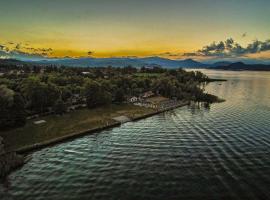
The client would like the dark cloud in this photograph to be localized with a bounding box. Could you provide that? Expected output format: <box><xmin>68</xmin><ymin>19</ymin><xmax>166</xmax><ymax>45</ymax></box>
<box><xmin>87</xmin><ymin>51</ymin><xmax>94</xmax><ymax>56</ymax></box>
<box><xmin>261</xmin><ymin>39</ymin><xmax>270</xmax><ymax>51</ymax></box>
<box><xmin>154</xmin><ymin>52</ymin><xmax>182</xmax><ymax>57</ymax></box>
<box><xmin>0</xmin><ymin>44</ymin><xmax>10</xmax><ymax>53</ymax></box>
<box><xmin>182</xmin><ymin>52</ymin><xmax>198</xmax><ymax>57</ymax></box>
<box><xmin>15</xmin><ymin>43</ymin><xmax>21</xmax><ymax>50</ymax></box>
<box><xmin>184</xmin><ymin>38</ymin><xmax>270</xmax><ymax>57</ymax></box>
<box><xmin>0</xmin><ymin>45</ymin><xmax>5</xmax><ymax>50</ymax></box>
<box><xmin>0</xmin><ymin>42</ymin><xmax>54</xmax><ymax>60</ymax></box>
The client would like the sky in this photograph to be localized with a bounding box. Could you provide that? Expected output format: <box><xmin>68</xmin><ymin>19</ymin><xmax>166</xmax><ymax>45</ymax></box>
<box><xmin>0</xmin><ymin>0</ymin><xmax>270</xmax><ymax>61</ymax></box>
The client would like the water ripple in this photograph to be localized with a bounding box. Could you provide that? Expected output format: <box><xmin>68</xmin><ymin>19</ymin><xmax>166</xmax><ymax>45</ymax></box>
<box><xmin>1</xmin><ymin>70</ymin><xmax>270</xmax><ymax>200</ymax></box>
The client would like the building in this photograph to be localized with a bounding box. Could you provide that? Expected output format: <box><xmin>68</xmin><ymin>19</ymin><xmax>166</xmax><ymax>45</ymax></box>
<box><xmin>129</xmin><ymin>96</ymin><xmax>139</xmax><ymax>103</ymax></box>
<box><xmin>142</xmin><ymin>91</ymin><xmax>155</xmax><ymax>98</ymax></box>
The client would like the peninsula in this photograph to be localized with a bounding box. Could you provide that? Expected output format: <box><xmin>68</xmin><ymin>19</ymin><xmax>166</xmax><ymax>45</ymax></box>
<box><xmin>0</xmin><ymin>64</ymin><xmax>223</xmax><ymax>177</ymax></box>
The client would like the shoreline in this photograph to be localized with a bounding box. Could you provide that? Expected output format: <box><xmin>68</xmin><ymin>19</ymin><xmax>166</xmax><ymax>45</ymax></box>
<box><xmin>15</xmin><ymin>101</ymin><xmax>189</xmax><ymax>155</ymax></box>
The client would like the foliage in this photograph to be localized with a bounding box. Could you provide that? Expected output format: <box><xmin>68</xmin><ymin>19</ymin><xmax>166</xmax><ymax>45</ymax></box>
<box><xmin>0</xmin><ymin>85</ymin><xmax>26</xmax><ymax>129</ymax></box>
<box><xmin>114</xmin><ymin>88</ymin><xmax>125</xmax><ymax>103</ymax></box>
<box><xmin>21</xmin><ymin>77</ymin><xmax>60</xmax><ymax>113</ymax></box>
<box><xmin>84</xmin><ymin>80</ymin><xmax>112</xmax><ymax>108</ymax></box>
<box><xmin>53</xmin><ymin>98</ymin><xmax>67</xmax><ymax>114</ymax></box>
<box><xmin>0</xmin><ymin>64</ymin><xmax>220</xmax><ymax>129</ymax></box>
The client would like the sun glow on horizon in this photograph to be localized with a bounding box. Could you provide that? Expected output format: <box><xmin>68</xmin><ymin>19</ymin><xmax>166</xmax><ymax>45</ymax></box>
<box><xmin>0</xmin><ymin>0</ymin><xmax>269</xmax><ymax>60</ymax></box>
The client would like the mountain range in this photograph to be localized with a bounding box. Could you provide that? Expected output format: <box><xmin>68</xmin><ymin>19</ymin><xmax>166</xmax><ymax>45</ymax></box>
<box><xmin>1</xmin><ymin>57</ymin><xmax>270</xmax><ymax>70</ymax></box>
<box><xmin>32</xmin><ymin>57</ymin><xmax>207</xmax><ymax>68</ymax></box>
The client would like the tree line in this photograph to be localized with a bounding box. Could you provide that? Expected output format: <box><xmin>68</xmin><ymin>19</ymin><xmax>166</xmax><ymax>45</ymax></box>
<box><xmin>0</xmin><ymin>65</ymin><xmax>218</xmax><ymax>130</ymax></box>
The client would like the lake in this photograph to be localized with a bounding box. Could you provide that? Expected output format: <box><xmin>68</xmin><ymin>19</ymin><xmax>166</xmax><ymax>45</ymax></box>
<box><xmin>1</xmin><ymin>70</ymin><xmax>270</xmax><ymax>200</ymax></box>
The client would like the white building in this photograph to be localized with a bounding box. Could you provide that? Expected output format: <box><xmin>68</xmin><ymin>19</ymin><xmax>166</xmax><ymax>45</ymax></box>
<box><xmin>129</xmin><ymin>96</ymin><xmax>138</xmax><ymax>103</ymax></box>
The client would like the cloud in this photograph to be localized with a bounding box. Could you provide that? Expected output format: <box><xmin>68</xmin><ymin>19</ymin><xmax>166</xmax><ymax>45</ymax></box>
<box><xmin>0</xmin><ymin>42</ymin><xmax>54</xmax><ymax>60</ymax></box>
<box><xmin>182</xmin><ymin>52</ymin><xmax>198</xmax><ymax>57</ymax></box>
<box><xmin>15</xmin><ymin>43</ymin><xmax>21</xmax><ymax>50</ymax></box>
<box><xmin>183</xmin><ymin>38</ymin><xmax>270</xmax><ymax>58</ymax></box>
<box><xmin>0</xmin><ymin>44</ymin><xmax>9</xmax><ymax>52</ymax></box>
<box><xmin>153</xmin><ymin>52</ymin><xmax>182</xmax><ymax>57</ymax></box>
<box><xmin>87</xmin><ymin>51</ymin><xmax>94</xmax><ymax>56</ymax></box>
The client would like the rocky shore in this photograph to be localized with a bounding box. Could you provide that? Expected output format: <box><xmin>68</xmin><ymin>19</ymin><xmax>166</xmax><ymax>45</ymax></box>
<box><xmin>0</xmin><ymin>136</ymin><xmax>24</xmax><ymax>179</ymax></box>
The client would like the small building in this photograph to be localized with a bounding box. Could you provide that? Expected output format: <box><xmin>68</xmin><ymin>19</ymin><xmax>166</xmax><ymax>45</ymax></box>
<box><xmin>142</xmin><ymin>91</ymin><xmax>154</xmax><ymax>98</ymax></box>
<box><xmin>137</xmin><ymin>96</ymin><xmax>172</xmax><ymax>109</ymax></box>
<box><xmin>34</xmin><ymin>120</ymin><xmax>46</xmax><ymax>125</ymax></box>
<box><xmin>129</xmin><ymin>96</ymin><xmax>138</xmax><ymax>103</ymax></box>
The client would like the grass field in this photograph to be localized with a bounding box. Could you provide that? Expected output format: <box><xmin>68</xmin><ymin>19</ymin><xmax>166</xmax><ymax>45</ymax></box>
<box><xmin>0</xmin><ymin>104</ymin><xmax>154</xmax><ymax>152</ymax></box>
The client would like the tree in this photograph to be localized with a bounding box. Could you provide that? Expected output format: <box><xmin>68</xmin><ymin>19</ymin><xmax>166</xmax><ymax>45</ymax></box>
<box><xmin>84</xmin><ymin>80</ymin><xmax>112</xmax><ymax>108</ymax></box>
<box><xmin>12</xmin><ymin>93</ymin><xmax>26</xmax><ymax>126</ymax></box>
<box><xmin>0</xmin><ymin>85</ymin><xmax>14</xmax><ymax>128</ymax></box>
<box><xmin>21</xmin><ymin>77</ymin><xmax>46</xmax><ymax>112</ymax></box>
<box><xmin>0</xmin><ymin>85</ymin><xmax>26</xmax><ymax>129</ymax></box>
<box><xmin>84</xmin><ymin>80</ymin><xmax>101</xmax><ymax>108</ymax></box>
<box><xmin>46</xmin><ymin>83</ymin><xmax>60</xmax><ymax>107</ymax></box>
<box><xmin>53</xmin><ymin>98</ymin><xmax>67</xmax><ymax>114</ymax></box>
<box><xmin>60</xmin><ymin>86</ymin><xmax>72</xmax><ymax>101</ymax></box>
<box><xmin>21</xmin><ymin>77</ymin><xmax>60</xmax><ymax>113</ymax></box>
<box><xmin>99</xmin><ymin>91</ymin><xmax>112</xmax><ymax>105</ymax></box>
<box><xmin>114</xmin><ymin>88</ymin><xmax>125</xmax><ymax>103</ymax></box>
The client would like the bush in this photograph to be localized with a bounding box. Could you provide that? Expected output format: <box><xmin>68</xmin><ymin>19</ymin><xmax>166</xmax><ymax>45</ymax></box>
<box><xmin>53</xmin><ymin>99</ymin><xmax>67</xmax><ymax>115</ymax></box>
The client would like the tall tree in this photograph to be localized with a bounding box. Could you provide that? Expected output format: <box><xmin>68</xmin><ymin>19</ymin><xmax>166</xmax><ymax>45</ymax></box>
<box><xmin>84</xmin><ymin>80</ymin><xmax>112</xmax><ymax>108</ymax></box>
<box><xmin>21</xmin><ymin>77</ymin><xmax>60</xmax><ymax>113</ymax></box>
<box><xmin>53</xmin><ymin>98</ymin><xmax>67</xmax><ymax>114</ymax></box>
<box><xmin>0</xmin><ymin>85</ymin><xmax>26</xmax><ymax>129</ymax></box>
<box><xmin>114</xmin><ymin>88</ymin><xmax>125</xmax><ymax>103</ymax></box>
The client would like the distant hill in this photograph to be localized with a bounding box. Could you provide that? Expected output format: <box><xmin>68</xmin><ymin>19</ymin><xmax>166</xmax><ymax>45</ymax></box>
<box><xmin>211</xmin><ymin>61</ymin><xmax>232</xmax><ymax>67</ymax></box>
<box><xmin>177</xmin><ymin>58</ymin><xmax>207</xmax><ymax>68</ymax></box>
<box><xmin>1</xmin><ymin>57</ymin><xmax>270</xmax><ymax>71</ymax></box>
<box><xmin>36</xmin><ymin>57</ymin><xmax>146</xmax><ymax>67</ymax></box>
<box><xmin>0</xmin><ymin>59</ymin><xmax>25</xmax><ymax>65</ymax></box>
<box><xmin>33</xmin><ymin>57</ymin><xmax>207</xmax><ymax>68</ymax></box>
<box><xmin>210</xmin><ymin>62</ymin><xmax>270</xmax><ymax>71</ymax></box>
<box><xmin>140</xmin><ymin>57</ymin><xmax>206</xmax><ymax>68</ymax></box>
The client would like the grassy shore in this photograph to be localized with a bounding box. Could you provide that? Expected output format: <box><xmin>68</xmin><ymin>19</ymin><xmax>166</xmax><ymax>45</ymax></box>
<box><xmin>0</xmin><ymin>104</ymin><xmax>154</xmax><ymax>152</ymax></box>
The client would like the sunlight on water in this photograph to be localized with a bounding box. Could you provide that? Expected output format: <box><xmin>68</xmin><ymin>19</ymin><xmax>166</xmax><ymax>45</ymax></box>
<box><xmin>1</xmin><ymin>70</ymin><xmax>270</xmax><ymax>200</ymax></box>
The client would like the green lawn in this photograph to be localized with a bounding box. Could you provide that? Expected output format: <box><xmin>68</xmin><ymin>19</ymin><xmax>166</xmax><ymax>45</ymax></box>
<box><xmin>0</xmin><ymin>104</ymin><xmax>154</xmax><ymax>152</ymax></box>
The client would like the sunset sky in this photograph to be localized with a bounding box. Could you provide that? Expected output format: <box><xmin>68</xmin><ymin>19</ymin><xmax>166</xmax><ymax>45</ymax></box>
<box><xmin>0</xmin><ymin>0</ymin><xmax>270</xmax><ymax>60</ymax></box>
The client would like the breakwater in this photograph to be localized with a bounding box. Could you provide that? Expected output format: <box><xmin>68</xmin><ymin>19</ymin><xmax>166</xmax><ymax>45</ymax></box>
<box><xmin>0</xmin><ymin>137</ymin><xmax>24</xmax><ymax>178</ymax></box>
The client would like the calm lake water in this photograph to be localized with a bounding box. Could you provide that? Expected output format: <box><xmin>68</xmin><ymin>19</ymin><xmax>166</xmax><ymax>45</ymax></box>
<box><xmin>1</xmin><ymin>70</ymin><xmax>270</xmax><ymax>200</ymax></box>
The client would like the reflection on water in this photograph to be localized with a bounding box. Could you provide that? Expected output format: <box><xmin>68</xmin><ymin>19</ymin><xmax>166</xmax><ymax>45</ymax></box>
<box><xmin>188</xmin><ymin>102</ymin><xmax>211</xmax><ymax>115</ymax></box>
<box><xmin>1</xmin><ymin>70</ymin><xmax>270</xmax><ymax>200</ymax></box>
